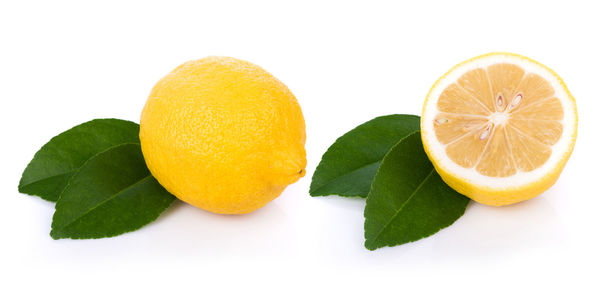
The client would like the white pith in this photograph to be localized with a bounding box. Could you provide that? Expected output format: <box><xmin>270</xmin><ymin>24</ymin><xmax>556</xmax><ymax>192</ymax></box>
<box><xmin>422</xmin><ymin>54</ymin><xmax>577</xmax><ymax>190</ymax></box>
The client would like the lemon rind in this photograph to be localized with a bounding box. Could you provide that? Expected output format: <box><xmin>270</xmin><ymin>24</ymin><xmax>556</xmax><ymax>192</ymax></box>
<box><xmin>421</xmin><ymin>52</ymin><xmax>577</xmax><ymax>205</ymax></box>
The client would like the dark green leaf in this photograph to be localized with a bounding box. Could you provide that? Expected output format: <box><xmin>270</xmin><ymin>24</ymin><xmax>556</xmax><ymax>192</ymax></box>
<box><xmin>310</xmin><ymin>114</ymin><xmax>420</xmax><ymax>197</ymax></box>
<box><xmin>19</xmin><ymin>119</ymin><xmax>140</xmax><ymax>201</ymax></box>
<box><xmin>364</xmin><ymin>132</ymin><xmax>470</xmax><ymax>250</ymax></box>
<box><xmin>50</xmin><ymin>143</ymin><xmax>175</xmax><ymax>240</ymax></box>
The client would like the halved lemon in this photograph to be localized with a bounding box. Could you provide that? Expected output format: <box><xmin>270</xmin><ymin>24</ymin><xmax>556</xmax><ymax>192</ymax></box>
<box><xmin>421</xmin><ymin>52</ymin><xmax>577</xmax><ymax>206</ymax></box>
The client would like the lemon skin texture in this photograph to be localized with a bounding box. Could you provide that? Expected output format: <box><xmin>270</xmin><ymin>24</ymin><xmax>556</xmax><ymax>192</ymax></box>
<box><xmin>140</xmin><ymin>57</ymin><xmax>306</xmax><ymax>214</ymax></box>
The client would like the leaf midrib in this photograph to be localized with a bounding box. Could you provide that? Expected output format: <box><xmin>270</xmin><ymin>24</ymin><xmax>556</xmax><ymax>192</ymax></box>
<box><xmin>311</xmin><ymin>160</ymin><xmax>382</xmax><ymax>196</ymax></box>
<box><xmin>367</xmin><ymin>169</ymin><xmax>435</xmax><ymax>246</ymax></box>
<box><xmin>52</xmin><ymin>175</ymin><xmax>154</xmax><ymax>236</ymax></box>
<box><xmin>19</xmin><ymin>171</ymin><xmax>74</xmax><ymax>189</ymax></box>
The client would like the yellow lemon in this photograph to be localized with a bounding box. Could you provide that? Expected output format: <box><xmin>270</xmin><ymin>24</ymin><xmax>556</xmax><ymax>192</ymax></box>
<box><xmin>421</xmin><ymin>52</ymin><xmax>577</xmax><ymax>206</ymax></box>
<box><xmin>140</xmin><ymin>56</ymin><xmax>306</xmax><ymax>214</ymax></box>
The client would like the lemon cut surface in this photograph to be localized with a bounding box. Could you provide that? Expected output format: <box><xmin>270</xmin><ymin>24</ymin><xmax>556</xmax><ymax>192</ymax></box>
<box><xmin>421</xmin><ymin>53</ymin><xmax>577</xmax><ymax>206</ymax></box>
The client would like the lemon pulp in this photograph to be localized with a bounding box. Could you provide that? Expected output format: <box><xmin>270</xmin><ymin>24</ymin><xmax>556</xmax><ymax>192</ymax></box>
<box><xmin>421</xmin><ymin>53</ymin><xmax>577</xmax><ymax>206</ymax></box>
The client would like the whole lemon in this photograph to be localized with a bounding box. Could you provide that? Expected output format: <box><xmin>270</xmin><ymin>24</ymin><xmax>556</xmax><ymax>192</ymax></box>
<box><xmin>140</xmin><ymin>57</ymin><xmax>306</xmax><ymax>214</ymax></box>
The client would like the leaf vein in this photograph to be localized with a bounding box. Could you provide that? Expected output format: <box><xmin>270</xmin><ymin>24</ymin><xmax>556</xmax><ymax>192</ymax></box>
<box><xmin>311</xmin><ymin>160</ymin><xmax>381</xmax><ymax>195</ymax></box>
<box><xmin>18</xmin><ymin>172</ymin><xmax>73</xmax><ymax>191</ymax></box>
<box><xmin>52</xmin><ymin>175</ymin><xmax>154</xmax><ymax>235</ymax></box>
<box><xmin>368</xmin><ymin>169</ymin><xmax>435</xmax><ymax>246</ymax></box>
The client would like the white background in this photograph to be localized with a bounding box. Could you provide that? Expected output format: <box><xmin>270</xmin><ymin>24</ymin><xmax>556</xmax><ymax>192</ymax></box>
<box><xmin>1</xmin><ymin>0</ymin><xmax>598</xmax><ymax>283</ymax></box>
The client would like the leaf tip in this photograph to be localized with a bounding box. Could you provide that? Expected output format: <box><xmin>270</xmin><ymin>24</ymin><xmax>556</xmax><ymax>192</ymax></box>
<box><xmin>308</xmin><ymin>188</ymin><xmax>322</xmax><ymax>197</ymax></box>
<box><xmin>49</xmin><ymin>230</ymin><xmax>62</xmax><ymax>240</ymax></box>
<box><xmin>308</xmin><ymin>184</ymin><xmax>330</xmax><ymax>197</ymax></box>
<box><xmin>363</xmin><ymin>240</ymin><xmax>378</xmax><ymax>251</ymax></box>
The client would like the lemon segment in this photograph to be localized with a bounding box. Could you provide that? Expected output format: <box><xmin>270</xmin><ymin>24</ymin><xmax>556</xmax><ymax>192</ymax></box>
<box><xmin>421</xmin><ymin>52</ymin><xmax>577</xmax><ymax>206</ymax></box>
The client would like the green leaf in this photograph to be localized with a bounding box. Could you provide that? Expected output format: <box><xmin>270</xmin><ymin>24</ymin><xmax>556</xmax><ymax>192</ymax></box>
<box><xmin>364</xmin><ymin>132</ymin><xmax>470</xmax><ymax>250</ymax></box>
<box><xmin>19</xmin><ymin>119</ymin><xmax>140</xmax><ymax>202</ymax></box>
<box><xmin>310</xmin><ymin>114</ymin><xmax>420</xmax><ymax>198</ymax></box>
<box><xmin>50</xmin><ymin>143</ymin><xmax>175</xmax><ymax>240</ymax></box>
